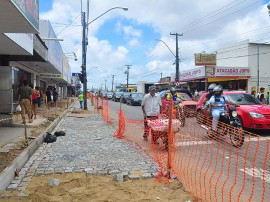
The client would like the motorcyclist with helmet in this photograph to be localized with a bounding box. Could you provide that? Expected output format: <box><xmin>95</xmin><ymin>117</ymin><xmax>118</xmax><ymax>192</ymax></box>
<box><xmin>166</xmin><ymin>87</ymin><xmax>181</xmax><ymax>102</ymax></box>
<box><xmin>209</xmin><ymin>85</ymin><xmax>238</xmax><ymax>132</ymax></box>
<box><xmin>202</xmin><ymin>83</ymin><xmax>216</xmax><ymax>116</ymax></box>
<box><xmin>203</xmin><ymin>83</ymin><xmax>217</xmax><ymax>104</ymax></box>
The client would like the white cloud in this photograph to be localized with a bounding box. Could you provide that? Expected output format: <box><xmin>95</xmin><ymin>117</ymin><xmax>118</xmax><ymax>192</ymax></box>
<box><xmin>128</xmin><ymin>38</ymin><xmax>139</xmax><ymax>47</ymax></box>
<box><xmin>123</xmin><ymin>26</ymin><xmax>142</xmax><ymax>38</ymax></box>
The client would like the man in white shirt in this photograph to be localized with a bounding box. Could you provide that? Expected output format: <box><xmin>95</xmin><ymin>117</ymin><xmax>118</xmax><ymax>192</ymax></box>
<box><xmin>141</xmin><ymin>86</ymin><xmax>162</xmax><ymax>140</ymax></box>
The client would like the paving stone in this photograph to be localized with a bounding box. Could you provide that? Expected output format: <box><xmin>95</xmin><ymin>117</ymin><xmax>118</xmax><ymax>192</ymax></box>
<box><xmin>108</xmin><ymin>170</ymin><xmax>120</xmax><ymax>175</ymax></box>
<box><xmin>22</xmin><ymin>176</ymin><xmax>32</xmax><ymax>182</ymax></box>
<box><xmin>142</xmin><ymin>173</ymin><xmax>152</xmax><ymax>179</ymax></box>
<box><xmin>64</xmin><ymin>168</ymin><xmax>73</xmax><ymax>173</ymax></box>
<box><xmin>112</xmin><ymin>174</ymin><xmax>123</xmax><ymax>182</ymax></box>
<box><xmin>18</xmin><ymin>192</ymin><xmax>28</xmax><ymax>197</ymax></box>
<box><xmin>45</xmin><ymin>170</ymin><xmax>55</xmax><ymax>175</ymax></box>
<box><xmin>86</xmin><ymin>170</ymin><xmax>97</xmax><ymax>176</ymax></box>
<box><xmin>7</xmin><ymin>184</ymin><xmax>18</xmax><ymax>191</ymax></box>
<box><xmin>74</xmin><ymin>169</ymin><xmax>84</xmax><ymax>173</ymax></box>
<box><xmin>98</xmin><ymin>171</ymin><xmax>108</xmax><ymax>176</ymax></box>
<box><xmin>5</xmin><ymin>101</ymin><xmax>159</xmax><ymax>192</ymax></box>
<box><xmin>54</xmin><ymin>169</ymin><xmax>65</xmax><ymax>174</ymax></box>
<box><xmin>129</xmin><ymin>175</ymin><xmax>140</xmax><ymax>180</ymax></box>
<box><xmin>48</xmin><ymin>179</ymin><xmax>60</xmax><ymax>186</ymax></box>
<box><xmin>35</xmin><ymin>171</ymin><xmax>44</xmax><ymax>176</ymax></box>
<box><xmin>84</xmin><ymin>168</ymin><xmax>94</xmax><ymax>172</ymax></box>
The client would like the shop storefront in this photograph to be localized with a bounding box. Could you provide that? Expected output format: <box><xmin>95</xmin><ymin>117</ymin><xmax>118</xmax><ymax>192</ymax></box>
<box><xmin>0</xmin><ymin>66</ymin><xmax>32</xmax><ymax>113</ymax></box>
<box><xmin>178</xmin><ymin>66</ymin><xmax>250</xmax><ymax>94</ymax></box>
<box><xmin>179</xmin><ymin>66</ymin><xmax>207</xmax><ymax>93</ymax></box>
<box><xmin>206</xmin><ymin>66</ymin><xmax>250</xmax><ymax>91</ymax></box>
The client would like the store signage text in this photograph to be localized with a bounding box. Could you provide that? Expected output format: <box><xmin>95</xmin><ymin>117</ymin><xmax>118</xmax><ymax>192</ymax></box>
<box><xmin>206</xmin><ymin>66</ymin><xmax>250</xmax><ymax>78</ymax></box>
<box><xmin>195</xmin><ymin>53</ymin><xmax>216</xmax><ymax>66</ymax></box>
<box><xmin>180</xmin><ymin>67</ymin><xmax>205</xmax><ymax>81</ymax></box>
<box><xmin>40</xmin><ymin>73</ymin><xmax>62</xmax><ymax>78</ymax></box>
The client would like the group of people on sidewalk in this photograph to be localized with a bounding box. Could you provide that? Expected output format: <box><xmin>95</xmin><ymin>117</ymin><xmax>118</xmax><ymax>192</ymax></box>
<box><xmin>18</xmin><ymin>80</ymin><xmax>59</xmax><ymax>124</ymax></box>
<box><xmin>251</xmin><ymin>87</ymin><xmax>269</xmax><ymax>104</ymax></box>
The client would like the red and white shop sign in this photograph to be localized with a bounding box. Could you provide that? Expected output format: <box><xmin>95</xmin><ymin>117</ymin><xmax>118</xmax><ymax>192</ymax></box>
<box><xmin>206</xmin><ymin>66</ymin><xmax>250</xmax><ymax>78</ymax></box>
<box><xmin>180</xmin><ymin>67</ymin><xmax>206</xmax><ymax>81</ymax></box>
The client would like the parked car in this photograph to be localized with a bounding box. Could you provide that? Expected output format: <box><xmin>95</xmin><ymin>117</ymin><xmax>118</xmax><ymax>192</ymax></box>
<box><xmin>122</xmin><ymin>92</ymin><xmax>131</xmax><ymax>103</ymax></box>
<box><xmin>196</xmin><ymin>91</ymin><xmax>270</xmax><ymax>130</ymax></box>
<box><xmin>112</xmin><ymin>92</ymin><xmax>123</xmax><ymax>102</ymax></box>
<box><xmin>161</xmin><ymin>91</ymin><xmax>197</xmax><ymax>117</ymax></box>
<box><xmin>126</xmin><ymin>93</ymin><xmax>144</xmax><ymax>106</ymax></box>
<box><xmin>105</xmin><ymin>92</ymin><xmax>113</xmax><ymax>100</ymax></box>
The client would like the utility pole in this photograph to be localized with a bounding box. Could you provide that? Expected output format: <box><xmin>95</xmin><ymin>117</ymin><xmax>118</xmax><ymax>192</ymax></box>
<box><xmin>112</xmin><ymin>75</ymin><xmax>115</xmax><ymax>91</ymax></box>
<box><xmin>257</xmin><ymin>45</ymin><xmax>260</xmax><ymax>93</ymax></box>
<box><xmin>81</xmin><ymin>11</ymin><xmax>88</xmax><ymax>110</ymax></box>
<box><xmin>160</xmin><ymin>72</ymin><xmax>163</xmax><ymax>82</ymax></box>
<box><xmin>105</xmin><ymin>79</ymin><xmax>107</xmax><ymax>91</ymax></box>
<box><xmin>125</xmin><ymin>65</ymin><xmax>131</xmax><ymax>89</ymax></box>
<box><xmin>170</xmin><ymin>32</ymin><xmax>183</xmax><ymax>82</ymax></box>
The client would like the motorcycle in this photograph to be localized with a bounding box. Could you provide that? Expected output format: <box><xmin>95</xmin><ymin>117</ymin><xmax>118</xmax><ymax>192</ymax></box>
<box><xmin>208</xmin><ymin>103</ymin><xmax>244</xmax><ymax>148</ymax></box>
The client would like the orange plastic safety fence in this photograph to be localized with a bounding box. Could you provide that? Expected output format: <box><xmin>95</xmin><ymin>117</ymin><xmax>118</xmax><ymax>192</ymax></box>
<box><xmin>88</xmin><ymin>95</ymin><xmax>111</xmax><ymax>124</ymax></box>
<box><xmin>114</xmin><ymin>100</ymin><xmax>270</xmax><ymax>202</ymax></box>
<box><xmin>114</xmin><ymin>109</ymin><xmax>125</xmax><ymax>138</ymax></box>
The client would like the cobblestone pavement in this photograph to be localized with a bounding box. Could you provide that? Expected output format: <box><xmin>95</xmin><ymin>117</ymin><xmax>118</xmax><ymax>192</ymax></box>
<box><xmin>6</xmin><ymin>101</ymin><xmax>159</xmax><ymax>193</ymax></box>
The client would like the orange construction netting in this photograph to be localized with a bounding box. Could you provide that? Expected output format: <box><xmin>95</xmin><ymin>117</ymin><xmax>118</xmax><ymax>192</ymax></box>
<box><xmin>88</xmin><ymin>94</ymin><xmax>111</xmax><ymax>124</ymax></box>
<box><xmin>114</xmin><ymin>99</ymin><xmax>270</xmax><ymax>202</ymax></box>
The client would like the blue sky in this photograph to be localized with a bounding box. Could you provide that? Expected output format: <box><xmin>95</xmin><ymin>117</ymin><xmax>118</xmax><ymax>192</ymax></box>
<box><xmin>39</xmin><ymin>0</ymin><xmax>270</xmax><ymax>89</ymax></box>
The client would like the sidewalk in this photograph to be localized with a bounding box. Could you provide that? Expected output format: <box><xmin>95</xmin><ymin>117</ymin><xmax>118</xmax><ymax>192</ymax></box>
<box><xmin>1</xmin><ymin>100</ymin><xmax>161</xmax><ymax>197</ymax></box>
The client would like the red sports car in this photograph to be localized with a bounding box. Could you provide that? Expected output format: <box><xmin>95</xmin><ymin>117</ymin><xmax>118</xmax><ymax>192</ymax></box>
<box><xmin>196</xmin><ymin>91</ymin><xmax>270</xmax><ymax>130</ymax></box>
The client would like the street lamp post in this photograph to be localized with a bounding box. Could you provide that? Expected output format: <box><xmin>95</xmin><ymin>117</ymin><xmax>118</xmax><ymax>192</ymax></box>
<box><xmin>156</xmin><ymin>38</ymin><xmax>180</xmax><ymax>82</ymax></box>
<box><xmin>81</xmin><ymin>7</ymin><xmax>128</xmax><ymax>110</ymax></box>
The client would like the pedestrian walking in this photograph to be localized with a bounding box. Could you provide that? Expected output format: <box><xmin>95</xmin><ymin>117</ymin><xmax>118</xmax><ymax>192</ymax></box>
<box><xmin>31</xmin><ymin>86</ymin><xmax>40</xmax><ymax>119</ymax></box>
<box><xmin>38</xmin><ymin>87</ymin><xmax>43</xmax><ymax>107</ymax></box>
<box><xmin>52</xmin><ymin>88</ymin><xmax>59</xmax><ymax>107</ymax></box>
<box><xmin>18</xmin><ymin>80</ymin><xmax>33</xmax><ymax>123</ymax></box>
<box><xmin>257</xmin><ymin>87</ymin><xmax>265</xmax><ymax>104</ymax></box>
<box><xmin>141</xmin><ymin>86</ymin><xmax>162</xmax><ymax>141</ymax></box>
<box><xmin>46</xmin><ymin>87</ymin><xmax>52</xmax><ymax>109</ymax></box>
<box><xmin>78</xmin><ymin>92</ymin><xmax>84</xmax><ymax>109</ymax></box>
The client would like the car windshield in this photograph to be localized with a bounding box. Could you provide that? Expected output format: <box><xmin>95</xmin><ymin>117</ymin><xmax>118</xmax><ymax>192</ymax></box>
<box><xmin>226</xmin><ymin>93</ymin><xmax>262</xmax><ymax>105</ymax></box>
<box><xmin>132</xmin><ymin>93</ymin><xmax>144</xmax><ymax>98</ymax></box>
<box><xmin>115</xmin><ymin>92</ymin><xmax>122</xmax><ymax>96</ymax></box>
<box><xmin>107</xmin><ymin>92</ymin><xmax>113</xmax><ymax>95</ymax></box>
<box><xmin>177</xmin><ymin>93</ymin><xmax>192</xmax><ymax>101</ymax></box>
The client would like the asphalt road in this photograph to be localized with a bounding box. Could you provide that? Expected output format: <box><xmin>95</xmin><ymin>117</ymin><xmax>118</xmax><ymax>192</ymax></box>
<box><xmin>108</xmin><ymin>99</ymin><xmax>270</xmax><ymax>201</ymax></box>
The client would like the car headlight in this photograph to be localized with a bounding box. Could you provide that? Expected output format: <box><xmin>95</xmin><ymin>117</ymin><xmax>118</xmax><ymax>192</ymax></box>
<box><xmin>232</xmin><ymin>111</ymin><xmax>238</xmax><ymax>117</ymax></box>
<box><xmin>249</xmin><ymin>112</ymin><xmax>264</xmax><ymax>118</ymax></box>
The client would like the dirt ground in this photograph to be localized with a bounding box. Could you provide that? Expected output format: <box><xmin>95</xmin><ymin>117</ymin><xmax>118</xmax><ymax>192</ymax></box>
<box><xmin>0</xmin><ymin>173</ymin><xmax>192</xmax><ymax>202</ymax></box>
<box><xmin>0</xmin><ymin>99</ymin><xmax>73</xmax><ymax>174</ymax></box>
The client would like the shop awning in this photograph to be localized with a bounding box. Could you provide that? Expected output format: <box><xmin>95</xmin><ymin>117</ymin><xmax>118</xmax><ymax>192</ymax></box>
<box><xmin>0</xmin><ymin>33</ymin><xmax>33</xmax><ymax>55</ymax></box>
<box><xmin>0</xmin><ymin>0</ymin><xmax>39</xmax><ymax>33</ymax></box>
<box><xmin>208</xmin><ymin>78</ymin><xmax>248</xmax><ymax>82</ymax></box>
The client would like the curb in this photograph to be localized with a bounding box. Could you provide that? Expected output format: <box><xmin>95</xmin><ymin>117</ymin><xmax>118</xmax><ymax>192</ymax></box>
<box><xmin>0</xmin><ymin>101</ymin><xmax>76</xmax><ymax>195</ymax></box>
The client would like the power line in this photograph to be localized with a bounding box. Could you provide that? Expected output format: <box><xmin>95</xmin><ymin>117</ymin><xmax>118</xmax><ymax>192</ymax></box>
<box><xmin>181</xmin><ymin>0</ymin><xmax>261</xmax><ymax>34</ymax></box>
<box><xmin>56</xmin><ymin>14</ymin><xmax>80</xmax><ymax>36</ymax></box>
<box><xmin>171</xmin><ymin>0</ymin><xmax>247</xmax><ymax>33</ymax></box>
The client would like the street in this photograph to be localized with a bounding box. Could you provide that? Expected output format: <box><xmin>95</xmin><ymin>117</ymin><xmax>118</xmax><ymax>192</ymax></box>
<box><xmin>108</xmin><ymin>99</ymin><xmax>270</xmax><ymax>201</ymax></box>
